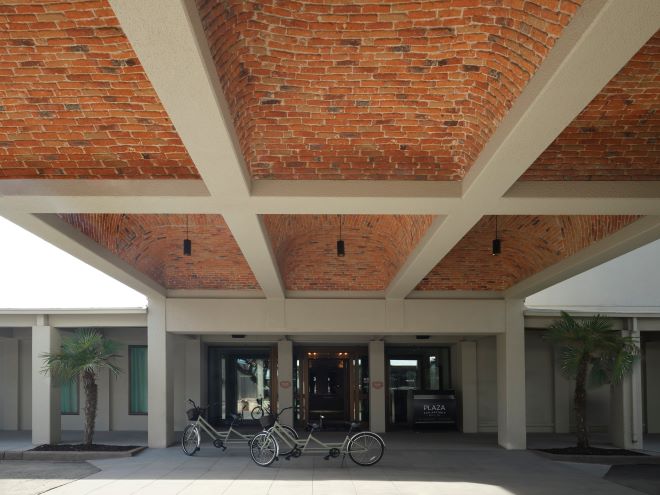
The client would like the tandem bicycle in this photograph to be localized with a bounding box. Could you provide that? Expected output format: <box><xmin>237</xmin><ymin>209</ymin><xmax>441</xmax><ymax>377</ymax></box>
<box><xmin>181</xmin><ymin>399</ymin><xmax>298</xmax><ymax>456</ymax></box>
<box><xmin>249</xmin><ymin>407</ymin><xmax>385</xmax><ymax>467</ymax></box>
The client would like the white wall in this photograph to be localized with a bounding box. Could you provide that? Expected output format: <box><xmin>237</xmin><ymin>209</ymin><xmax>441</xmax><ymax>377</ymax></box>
<box><xmin>527</xmin><ymin>239</ymin><xmax>660</xmax><ymax>311</ymax></box>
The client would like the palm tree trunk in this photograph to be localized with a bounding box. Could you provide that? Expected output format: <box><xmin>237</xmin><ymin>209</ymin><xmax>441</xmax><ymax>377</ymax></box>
<box><xmin>574</xmin><ymin>356</ymin><xmax>590</xmax><ymax>449</ymax></box>
<box><xmin>82</xmin><ymin>370</ymin><xmax>97</xmax><ymax>445</ymax></box>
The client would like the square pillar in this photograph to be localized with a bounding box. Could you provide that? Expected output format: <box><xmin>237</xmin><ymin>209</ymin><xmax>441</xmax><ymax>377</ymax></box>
<box><xmin>32</xmin><ymin>319</ymin><xmax>61</xmax><ymax>445</ymax></box>
<box><xmin>147</xmin><ymin>297</ymin><xmax>174</xmax><ymax>448</ymax></box>
<box><xmin>610</xmin><ymin>319</ymin><xmax>643</xmax><ymax>450</ymax></box>
<box><xmin>368</xmin><ymin>340</ymin><xmax>386</xmax><ymax>433</ymax></box>
<box><xmin>497</xmin><ymin>299</ymin><xmax>526</xmax><ymax>450</ymax></box>
<box><xmin>458</xmin><ymin>341</ymin><xmax>478</xmax><ymax>433</ymax></box>
<box><xmin>277</xmin><ymin>339</ymin><xmax>293</xmax><ymax>426</ymax></box>
<box><xmin>0</xmin><ymin>338</ymin><xmax>20</xmax><ymax>430</ymax></box>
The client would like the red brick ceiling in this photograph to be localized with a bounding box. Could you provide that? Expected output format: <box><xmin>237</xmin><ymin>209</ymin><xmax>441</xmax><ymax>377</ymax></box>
<box><xmin>521</xmin><ymin>33</ymin><xmax>660</xmax><ymax>181</ymax></box>
<box><xmin>196</xmin><ymin>0</ymin><xmax>582</xmax><ymax>181</ymax></box>
<box><xmin>264</xmin><ymin>214</ymin><xmax>434</xmax><ymax>290</ymax></box>
<box><xmin>60</xmin><ymin>214</ymin><xmax>259</xmax><ymax>290</ymax></box>
<box><xmin>0</xmin><ymin>0</ymin><xmax>199</xmax><ymax>179</ymax></box>
<box><xmin>416</xmin><ymin>215</ymin><xmax>641</xmax><ymax>291</ymax></box>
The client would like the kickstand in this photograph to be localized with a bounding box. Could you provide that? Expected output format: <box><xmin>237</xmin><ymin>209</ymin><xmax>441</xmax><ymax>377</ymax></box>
<box><xmin>341</xmin><ymin>453</ymin><xmax>347</xmax><ymax>468</ymax></box>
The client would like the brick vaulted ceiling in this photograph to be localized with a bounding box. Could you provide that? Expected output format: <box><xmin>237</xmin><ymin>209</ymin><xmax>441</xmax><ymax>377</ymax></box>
<box><xmin>196</xmin><ymin>0</ymin><xmax>582</xmax><ymax>180</ymax></box>
<box><xmin>416</xmin><ymin>215</ymin><xmax>641</xmax><ymax>291</ymax></box>
<box><xmin>60</xmin><ymin>214</ymin><xmax>259</xmax><ymax>290</ymax></box>
<box><xmin>264</xmin><ymin>215</ymin><xmax>434</xmax><ymax>290</ymax></box>
<box><xmin>0</xmin><ymin>0</ymin><xmax>199</xmax><ymax>179</ymax></box>
<box><xmin>521</xmin><ymin>32</ymin><xmax>660</xmax><ymax>181</ymax></box>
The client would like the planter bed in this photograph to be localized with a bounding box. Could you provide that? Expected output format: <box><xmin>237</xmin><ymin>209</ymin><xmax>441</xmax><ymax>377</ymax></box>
<box><xmin>534</xmin><ymin>447</ymin><xmax>660</xmax><ymax>465</ymax></box>
<box><xmin>17</xmin><ymin>444</ymin><xmax>146</xmax><ymax>461</ymax></box>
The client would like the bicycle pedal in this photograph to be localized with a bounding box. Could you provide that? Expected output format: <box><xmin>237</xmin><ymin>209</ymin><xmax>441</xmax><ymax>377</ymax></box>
<box><xmin>323</xmin><ymin>455</ymin><xmax>330</xmax><ymax>460</ymax></box>
<box><xmin>285</xmin><ymin>455</ymin><xmax>292</xmax><ymax>461</ymax></box>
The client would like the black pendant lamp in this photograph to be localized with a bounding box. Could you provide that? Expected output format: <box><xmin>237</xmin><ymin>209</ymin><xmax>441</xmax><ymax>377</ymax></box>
<box><xmin>337</xmin><ymin>215</ymin><xmax>345</xmax><ymax>257</ymax></box>
<box><xmin>492</xmin><ymin>216</ymin><xmax>501</xmax><ymax>256</ymax></box>
<box><xmin>183</xmin><ymin>215</ymin><xmax>192</xmax><ymax>256</ymax></box>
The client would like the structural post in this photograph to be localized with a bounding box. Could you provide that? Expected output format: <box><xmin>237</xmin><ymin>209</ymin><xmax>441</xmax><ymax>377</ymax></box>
<box><xmin>147</xmin><ymin>297</ymin><xmax>174</xmax><ymax>447</ymax></box>
<box><xmin>553</xmin><ymin>347</ymin><xmax>570</xmax><ymax>434</ymax></box>
<box><xmin>185</xmin><ymin>336</ymin><xmax>202</xmax><ymax>408</ymax></box>
<box><xmin>458</xmin><ymin>341</ymin><xmax>478</xmax><ymax>433</ymax></box>
<box><xmin>368</xmin><ymin>340</ymin><xmax>386</xmax><ymax>433</ymax></box>
<box><xmin>32</xmin><ymin>317</ymin><xmax>61</xmax><ymax>445</ymax></box>
<box><xmin>497</xmin><ymin>299</ymin><xmax>527</xmax><ymax>450</ymax></box>
<box><xmin>0</xmin><ymin>338</ymin><xmax>20</xmax><ymax>430</ymax></box>
<box><xmin>610</xmin><ymin>319</ymin><xmax>643</xmax><ymax>450</ymax></box>
<box><xmin>276</xmin><ymin>339</ymin><xmax>293</xmax><ymax>426</ymax></box>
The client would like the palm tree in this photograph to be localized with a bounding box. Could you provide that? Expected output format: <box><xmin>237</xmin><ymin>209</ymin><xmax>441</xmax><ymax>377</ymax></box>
<box><xmin>545</xmin><ymin>312</ymin><xmax>639</xmax><ymax>450</ymax></box>
<box><xmin>41</xmin><ymin>329</ymin><xmax>121</xmax><ymax>445</ymax></box>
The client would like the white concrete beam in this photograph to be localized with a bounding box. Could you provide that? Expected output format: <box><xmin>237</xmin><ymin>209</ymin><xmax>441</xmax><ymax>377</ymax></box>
<box><xmin>386</xmin><ymin>0</ymin><xmax>660</xmax><ymax>299</ymax></box>
<box><xmin>108</xmin><ymin>0</ymin><xmax>250</xmax><ymax>200</ymax></box>
<box><xmin>496</xmin><ymin>182</ymin><xmax>660</xmax><ymax>215</ymax></box>
<box><xmin>506</xmin><ymin>216</ymin><xmax>660</xmax><ymax>299</ymax></box>
<box><xmin>0</xmin><ymin>212</ymin><xmax>165</xmax><ymax>300</ymax></box>
<box><xmin>223</xmin><ymin>213</ymin><xmax>285</xmax><ymax>298</ymax></box>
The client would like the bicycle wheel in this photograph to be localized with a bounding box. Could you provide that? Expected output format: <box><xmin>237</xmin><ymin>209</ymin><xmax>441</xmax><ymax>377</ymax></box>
<box><xmin>181</xmin><ymin>424</ymin><xmax>201</xmax><ymax>456</ymax></box>
<box><xmin>347</xmin><ymin>432</ymin><xmax>384</xmax><ymax>466</ymax></box>
<box><xmin>251</xmin><ymin>405</ymin><xmax>264</xmax><ymax>420</ymax></box>
<box><xmin>250</xmin><ymin>432</ymin><xmax>279</xmax><ymax>467</ymax></box>
<box><xmin>273</xmin><ymin>424</ymin><xmax>299</xmax><ymax>456</ymax></box>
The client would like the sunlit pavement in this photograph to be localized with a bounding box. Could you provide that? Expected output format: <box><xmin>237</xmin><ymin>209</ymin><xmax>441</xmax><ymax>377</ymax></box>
<box><xmin>23</xmin><ymin>434</ymin><xmax>646</xmax><ymax>495</ymax></box>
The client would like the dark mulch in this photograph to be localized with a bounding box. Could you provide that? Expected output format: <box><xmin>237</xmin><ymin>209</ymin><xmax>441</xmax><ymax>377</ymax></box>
<box><xmin>30</xmin><ymin>444</ymin><xmax>140</xmax><ymax>452</ymax></box>
<box><xmin>538</xmin><ymin>446</ymin><xmax>648</xmax><ymax>456</ymax></box>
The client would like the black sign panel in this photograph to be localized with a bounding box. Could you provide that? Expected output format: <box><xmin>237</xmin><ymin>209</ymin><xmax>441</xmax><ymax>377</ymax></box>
<box><xmin>413</xmin><ymin>394</ymin><xmax>457</xmax><ymax>424</ymax></box>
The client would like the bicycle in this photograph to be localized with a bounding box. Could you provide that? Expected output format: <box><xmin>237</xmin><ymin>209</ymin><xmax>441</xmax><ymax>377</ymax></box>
<box><xmin>249</xmin><ymin>407</ymin><xmax>385</xmax><ymax>467</ymax></box>
<box><xmin>181</xmin><ymin>399</ymin><xmax>299</xmax><ymax>456</ymax></box>
<box><xmin>250</xmin><ymin>397</ymin><xmax>270</xmax><ymax>420</ymax></box>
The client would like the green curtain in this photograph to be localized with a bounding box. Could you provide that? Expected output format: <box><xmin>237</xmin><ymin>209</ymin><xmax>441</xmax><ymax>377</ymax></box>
<box><xmin>60</xmin><ymin>378</ymin><xmax>78</xmax><ymax>414</ymax></box>
<box><xmin>130</xmin><ymin>346</ymin><xmax>148</xmax><ymax>414</ymax></box>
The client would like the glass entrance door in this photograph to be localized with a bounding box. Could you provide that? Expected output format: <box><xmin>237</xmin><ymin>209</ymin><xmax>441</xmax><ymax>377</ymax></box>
<box><xmin>295</xmin><ymin>349</ymin><xmax>368</xmax><ymax>425</ymax></box>
<box><xmin>208</xmin><ymin>348</ymin><xmax>272</xmax><ymax>426</ymax></box>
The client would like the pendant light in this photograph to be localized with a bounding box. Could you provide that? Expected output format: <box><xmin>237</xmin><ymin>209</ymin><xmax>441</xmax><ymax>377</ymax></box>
<box><xmin>183</xmin><ymin>215</ymin><xmax>192</xmax><ymax>256</ymax></box>
<box><xmin>492</xmin><ymin>216</ymin><xmax>501</xmax><ymax>256</ymax></box>
<box><xmin>337</xmin><ymin>214</ymin><xmax>345</xmax><ymax>257</ymax></box>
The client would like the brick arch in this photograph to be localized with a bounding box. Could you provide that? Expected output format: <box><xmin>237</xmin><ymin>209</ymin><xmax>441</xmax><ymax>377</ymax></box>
<box><xmin>60</xmin><ymin>214</ymin><xmax>260</xmax><ymax>289</ymax></box>
<box><xmin>264</xmin><ymin>214</ymin><xmax>433</xmax><ymax>290</ymax></box>
<box><xmin>196</xmin><ymin>0</ymin><xmax>582</xmax><ymax>181</ymax></box>
<box><xmin>521</xmin><ymin>32</ymin><xmax>660</xmax><ymax>181</ymax></box>
<box><xmin>416</xmin><ymin>215</ymin><xmax>641</xmax><ymax>291</ymax></box>
<box><xmin>0</xmin><ymin>0</ymin><xmax>199</xmax><ymax>179</ymax></box>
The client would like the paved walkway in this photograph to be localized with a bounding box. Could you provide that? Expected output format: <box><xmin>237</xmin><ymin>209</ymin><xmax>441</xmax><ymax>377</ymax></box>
<box><xmin>1</xmin><ymin>431</ymin><xmax>658</xmax><ymax>494</ymax></box>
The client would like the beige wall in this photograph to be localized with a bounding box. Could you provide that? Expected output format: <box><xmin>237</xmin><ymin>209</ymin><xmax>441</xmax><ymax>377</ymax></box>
<box><xmin>525</xmin><ymin>331</ymin><xmax>554</xmax><ymax>432</ymax></box>
<box><xmin>646</xmin><ymin>340</ymin><xmax>660</xmax><ymax>433</ymax></box>
<box><xmin>477</xmin><ymin>336</ymin><xmax>497</xmax><ymax>432</ymax></box>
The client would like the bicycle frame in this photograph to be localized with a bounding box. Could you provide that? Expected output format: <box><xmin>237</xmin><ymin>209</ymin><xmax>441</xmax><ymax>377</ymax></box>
<box><xmin>266</xmin><ymin>419</ymin><xmax>363</xmax><ymax>456</ymax></box>
<box><xmin>192</xmin><ymin>414</ymin><xmax>254</xmax><ymax>446</ymax></box>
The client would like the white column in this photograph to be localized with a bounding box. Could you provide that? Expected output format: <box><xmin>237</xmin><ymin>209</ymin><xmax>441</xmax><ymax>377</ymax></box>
<box><xmin>32</xmin><ymin>317</ymin><xmax>61</xmax><ymax>445</ymax></box>
<box><xmin>497</xmin><ymin>299</ymin><xmax>526</xmax><ymax>450</ymax></box>
<box><xmin>610</xmin><ymin>319</ymin><xmax>643</xmax><ymax>450</ymax></box>
<box><xmin>147</xmin><ymin>297</ymin><xmax>174</xmax><ymax>448</ymax></box>
<box><xmin>185</xmin><ymin>337</ymin><xmax>202</xmax><ymax>407</ymax></box>
<box><xmin>0</xmin><ymin>338</ymin><xmax>20</xmax><ymax>430</ymax></box>
<box><xmin>553</xmin><ymin>347</ymin><xmax>570</xmax><ymax>434</ymax></box>
<box><xmin>458</xmin><ymin>341</ymin><xmax>478</xmax><ymax>433</ymax></box>
<box><xmin>368</xmin><ymin>340</ymin><xmax>386</xmax><ymax>433</ymax></box>
<box><xmin>277</xmin><ymin>339</ymin><xmax>293</xmax><ymax>427</ymax></box>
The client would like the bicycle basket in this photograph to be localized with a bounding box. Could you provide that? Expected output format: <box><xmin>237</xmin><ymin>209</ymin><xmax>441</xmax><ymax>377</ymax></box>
<box><xmin>259</xmin><ymin>414</ymin><xmax>274</xmax><ymax>429</ymax></box>
<box><xmin>186</xmin><ymin>408</ymin><xmax>201</xmax><ymax>421</ymax></box>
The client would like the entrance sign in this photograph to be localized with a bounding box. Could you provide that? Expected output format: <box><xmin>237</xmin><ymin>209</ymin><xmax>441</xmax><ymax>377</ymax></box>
<box><xmin>412</xmin><ymin>393</ymin><xmax>457</xmax><ymax>425</ymax></box>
